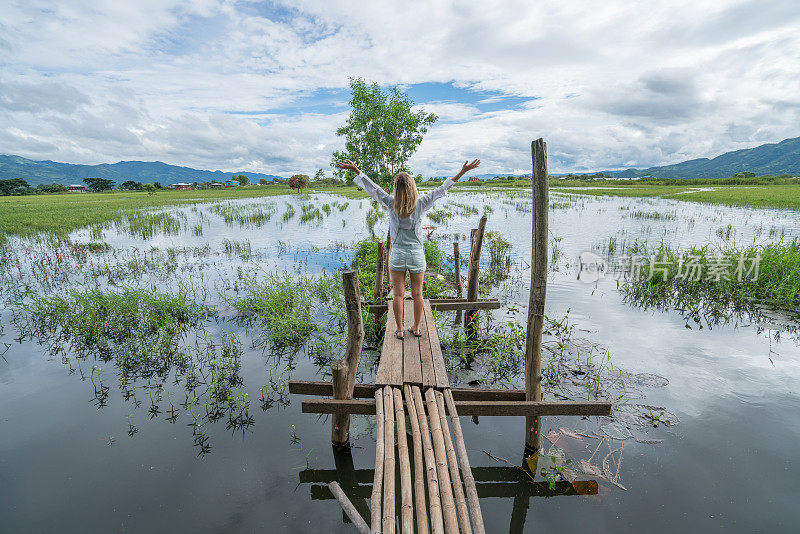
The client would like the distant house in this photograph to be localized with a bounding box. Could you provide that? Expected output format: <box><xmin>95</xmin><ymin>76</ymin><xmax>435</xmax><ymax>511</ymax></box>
<box><xmin>67</xmin><ymin>184</ymin><xmax>86</xmax><ymax>192</ymax></box>
<box><xmin>168</xmin><ymin>182</ymin><xmax>192</xmax><ymax>190</ymax></box>
<box><xmin>468</xmin><ymin>176</ymin><xmax>479</xmax><ymax>181</ymax></box>
<box><xmin>223</xmin><ymin>180</ymin><xmax>238</xmax><ymax>187</ymax></box>
<box><xmin>209</xmin><ymin>182</ymin><xmax>223</xmax><ymax>188</ymax></box>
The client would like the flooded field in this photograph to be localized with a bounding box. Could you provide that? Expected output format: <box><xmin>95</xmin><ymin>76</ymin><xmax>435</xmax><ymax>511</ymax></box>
<box><xmin>2</xmin><ymin>190</ymin><xmax>799</xmax><ymax>533</ymax></box>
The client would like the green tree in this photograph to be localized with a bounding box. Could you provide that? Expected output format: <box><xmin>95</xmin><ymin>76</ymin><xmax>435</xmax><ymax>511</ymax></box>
<box><xmin>331</xmin><ymin>77</ymin><xmax>437</xmax><ymax>189</ymax></box>
<box><xmin>36</xmin><ymin>183</ymin><xmax>67</xmax><ymax>193</ymax></box>
<box><xmin>120</xmin><ymin>180</ymin><xmax>143</xmax><ymax>190</ymax></box>
<box><xmin>0</xmin><ymin>178</ymin><xmax>30</xmax><ymax>195</ymax></box>
<box><xmin>143</xmin><ymin>183</ymin><xmax>156</xmax><ymax>195</ymax></box>
<box><xmin>314</xmin><ymin>169</ymin><xmax>325</xmax><ymax>181</ymax></box>
<box><xmin>83</xmin><ymin>177</ymin><xmax>116</xmax><ymax>192</ymax></box>
<box><xmin>288</xmin><ymin>174</ymin><xmax>310</xmax><ymax>191</ymax></box>
<box><xmin>233</xmin><ymin>174</ymin><xmax>249</xmax><ymax>186</ymax></box>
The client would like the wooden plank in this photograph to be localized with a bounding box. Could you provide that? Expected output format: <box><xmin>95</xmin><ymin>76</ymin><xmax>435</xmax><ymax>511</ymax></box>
<box><xmin>424</xmin><ymin>301</ymin><xmax>450</xmax><ymax>388</ymax></box>
<box><xmin>371</xmin><ymin>390</ymin><xmax>384</xmax><ymax>533</ymax></box>
<box><xmin>289</xmin><ymin>380</ymin><xmax>530</xmax><ymax>401</ymax></box>
<box><xmin>375</xmin><ymin>304</ymin><xmax>402</xmax><ymax>386</ymax></box>
<box><xmin>309</xmin><ymin>480</ymin><xmax>598</xmax><ymax>500</ymax></box>
<box><xmin>392</xmin><ymin>387</ymin><xmax>413</xmax><ymax>534</ymax></box>
<box><xmin>302</xmin><ymin>399</ymin><xmax>612</xmax><ymax>417</ymax></box>
<box><xmin>328</xmin><ymin>481</ymin><xmax>371</xmax><ymax>534</ymax></box>
<box><xmin>383</xmin><ymin>386</ymin><xmax>396</xmax><ymax>534</ymax></box>
<box><xmin>443</xmin><ymin>389</ymin><xmax>485</xmax><ymax>534</ymax></box>
<box><xmin>402</xmin><ymin>299</ymin><xmax>423</xmax><ymax>385</ymax></box>
<box><xmin>403</xmin><ymin>385</ymin><xmax>429</xmax><ymax>534</ymax></box>
<box><xmin>425</xmin><ymin>388</ymin><xmax>459</xmax><ymax>534</ymax></box>
<box><xmin>435</xmin><ymin>390</ymin><xmax>471</xmax><ymax>534</ymax></box>
<box><xmin>366</xmin><ymin>299</ymin><xmax>500</xmax><ymax>314</ymax></box>
<box><xmin>418</xmin><ymin>301</ymin><xmax>436</xmax><ymax>388</ymax></box>
<box><xmin>411</xmin><ymin>385</ymin><xmax>444</xmax><ymax>534</ymax></box>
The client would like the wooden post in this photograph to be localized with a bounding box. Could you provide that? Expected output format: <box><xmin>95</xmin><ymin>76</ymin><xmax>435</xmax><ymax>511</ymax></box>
<box><xmin>343</xmin><ymin>270</ymin><xmax>365</xmax><ymax>396</ymax></box>
<box><xmin>374</xmin><ymin>242</ymin><xmax>385</xmax><ymax>303</ymax></box>
<box><xmin>525</xmin><ymin>138</ymin><xmax>548</xmax><ymax>451</ymax></box>
<box><xmin>453</xmin><ymin>241</ymin><xmax>463</xmax><ymax>325</ymax></box>
<box><xmin>373</xmin><ymin>242</ymin><xmax>386</xmax><ymax>332</ymax></box>
<box><xmin>332</xmin><ymin>360</ymin><xmax>350</xmax><ymax>446</ymax></box>
<box><xmin>466</xmin><ymin>215</ymin><xmax>487</xmax><ymax>337</ymax></box>
<box><xmin>453</xmin><ymin>241</ymin><xmax>463</xmax><ymax>298</ymax></box>
<box><xmin>385</xmin><ymin>229</ymin><xmax>391</xmax><ymax>291</ymax></box>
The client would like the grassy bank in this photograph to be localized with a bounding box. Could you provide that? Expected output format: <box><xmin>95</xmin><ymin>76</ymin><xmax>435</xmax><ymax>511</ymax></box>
<box><xmin>0</xmin><ymin>185</ymin><xmax>368</xmax><ymax>235</ymax></box>
<box><xmin>548</xmin><ymin>183</ymin><xmax>800</xmax><ymax>211</ymax></box>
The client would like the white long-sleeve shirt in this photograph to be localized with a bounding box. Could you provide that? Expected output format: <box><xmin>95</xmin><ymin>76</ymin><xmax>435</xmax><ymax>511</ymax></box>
<box><xmin>353</xmin><ymin>171</ymin><xmax>456</xmax><ymax>243</ymax></box>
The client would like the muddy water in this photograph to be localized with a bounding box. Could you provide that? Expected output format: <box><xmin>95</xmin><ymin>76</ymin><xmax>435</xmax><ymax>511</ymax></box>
<box><xmin>1</xmin><ymin>190</ymin><xmax>799</xmax><ymax>533</ymax></box>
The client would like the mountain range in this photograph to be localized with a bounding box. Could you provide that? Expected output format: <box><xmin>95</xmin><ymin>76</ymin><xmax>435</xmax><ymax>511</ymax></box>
<box><xmin>0</xmin><ymin>155</ymin><xmax>283</xmax><ymax>187</ymax></box>
<box><xmin>606</xmin><ymin>135</ymin><xmax>800</xmax><ymax>179</ymax></box>
<box><xmin>2</xmin><ymin>135</ymin><xmax>799</xmax><ymax>186</ymax></box>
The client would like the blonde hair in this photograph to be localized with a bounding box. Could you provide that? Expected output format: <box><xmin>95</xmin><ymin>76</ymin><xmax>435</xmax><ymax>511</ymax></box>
<box><xmin>393</xmin><ymin>172</ymin><xmax>419</xmax><ymax>218</ymax></box>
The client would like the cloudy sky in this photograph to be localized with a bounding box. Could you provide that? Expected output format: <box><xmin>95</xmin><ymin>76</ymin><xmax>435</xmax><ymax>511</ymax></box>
<box><xmin>1</xmin><ymin>0</ymin><xmax>799</xmax><ymax>176</ymax></box>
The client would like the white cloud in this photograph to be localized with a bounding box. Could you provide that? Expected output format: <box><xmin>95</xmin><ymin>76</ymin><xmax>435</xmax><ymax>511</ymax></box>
<box><xmin>1</xmin><ymin>0</ymin><xmax>799</xmax><ymax>175</ymax></box>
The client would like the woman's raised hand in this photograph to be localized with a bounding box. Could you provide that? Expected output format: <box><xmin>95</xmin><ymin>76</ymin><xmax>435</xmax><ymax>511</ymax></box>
<box><xmin>461</xmin><ymin>159</ymin><xmax>481</xmax><ymax>174</ymax></box>
<box><xmin>335</xmin><ymin>159</ymin><xmax>359</xmax><ymax>173</ymax></box>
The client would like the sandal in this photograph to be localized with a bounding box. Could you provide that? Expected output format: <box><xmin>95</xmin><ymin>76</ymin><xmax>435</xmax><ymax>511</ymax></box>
<box><xmin>395</xmin><ymin>329</ymin><xmax>405</xmax><ymax>340</ymax></box>
<box><xmin>408</xmin><ymin>327</ymin><xmax>422</xmax><ymax>338</ymax></box>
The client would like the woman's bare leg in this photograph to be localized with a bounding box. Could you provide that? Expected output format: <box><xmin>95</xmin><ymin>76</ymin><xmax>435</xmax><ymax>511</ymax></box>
<box><xmin>390</xmin><ymin>269</ymin><xmax>406</xmax><ymax>335</ymax></box>
<box><xmin>409</xmin><ymin>271</ymin><xmax>425</xmax><ymax>332</ymax></box>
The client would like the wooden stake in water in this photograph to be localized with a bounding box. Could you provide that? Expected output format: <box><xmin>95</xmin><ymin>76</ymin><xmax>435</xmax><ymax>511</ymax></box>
<box><xmin>525</xmin><ymin>138</ymin><xmax>548</xmax><ymax>451</ymax></box>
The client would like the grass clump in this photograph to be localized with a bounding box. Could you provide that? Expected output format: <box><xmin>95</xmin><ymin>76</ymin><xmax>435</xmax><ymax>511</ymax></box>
<box><xmin>620</xmin><ymin>239</ymin><xmax>800</xmax><ymax>323</ymax></box>
<box><xmin>227</xmin><ymin>272</ymin><xmax>318</xmax><ymax>345</ymax></box>
<box><xmin>18</xmin><ymin>288</ymin><xmax>208</xmax><ymax>378</ymax></box>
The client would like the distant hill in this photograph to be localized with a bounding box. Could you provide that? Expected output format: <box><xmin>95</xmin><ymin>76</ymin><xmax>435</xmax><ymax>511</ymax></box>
<box><xmin>607</xmin><ymin>136</ymin><xmax>800</xmax><ymax>179</ymax></box>
<box><xmin>0</xmin><ymin>154</ymin><xmax>283</xmax><ymax>187</ymax></box>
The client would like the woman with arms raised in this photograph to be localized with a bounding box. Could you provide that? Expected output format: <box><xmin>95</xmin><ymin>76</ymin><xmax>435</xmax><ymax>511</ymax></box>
<box><xmin>335</xmin><ymin>158</ymin><xmax>481</xmax><ymax>339</ymax></box>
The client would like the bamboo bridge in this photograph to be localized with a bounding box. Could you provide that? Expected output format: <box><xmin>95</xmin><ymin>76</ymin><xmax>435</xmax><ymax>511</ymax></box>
<box><xmin>289</xmin><ymin>139</ymin><xmax>612</xmax><ymax>533</ymax></box>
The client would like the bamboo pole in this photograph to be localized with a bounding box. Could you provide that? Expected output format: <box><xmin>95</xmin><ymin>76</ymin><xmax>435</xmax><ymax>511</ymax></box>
<box><xmin>392</xmin><ymin>388</ymin><xmax>413</xmax><ymax>534</ymax></box>
<box><xmin>403</xmin><ymin>385</ymin><xmax>429</xmax><ymax>534</ymax></box>
<box><xmin>371</xmin><ymin>390</ymin><xmax>384</xmax><ymax>533</ymax></box>
<box><xmin>454</xmin><ymin>241</ymin><xmax>463</xmax><ymax>298</ymax></box>
<box><xmin>383</xmin><ymin>386</ymin><xmax>396</xmax><ymax>534</ymax></box>
<box><xmin>525</xmin><ymin>138</ymin><xmax>548</xmax><ymax>451</ymax></box>
<box><xmin>412</xmin><ymin>385</ymin><xmax>444</xmax><ymax>534</ymax></box>
<box><xmin>328</xmin><ymin>481</ymin><xmax>371</xmax><ymax>534</ymax></box>
<box><xmin>465</xmin><ymin>215</ymin><xmax>488</xmax><ymax>336</ymax></box>
<box><xmin>435</xmin><ymin>390</ymin><xmax>471</xmax><ymax>534</ymax></box>
<box><xmin>454</xmin><ymin>241</ymin><xmax>463</xmax><ymax>325</ymax></box>
<box><xmin>343</xmin><ymin>271</ymin><xmax>365</xmax><ymax>392</ymax></box>
<box><xmin>443</xmin><ymin>389</ymin><xmax>485</xmax><ymax>534</ymax></box>
<box><xmin>385</xmin><ymin>229</ymin><xmax>391</xmax><ymax>291</ymax></box>
<box><xmin>425</xmin><ymin>388</ymin><xmax>459</xmax><ymax>534</ymax></box>
<box><xmin>374</xmin><ymin>242</ymin><xmax>385</xmax><ymax>302</ymax></box>
<box><xmin>332</xmin><ymin>359</ymin><xmax>350</xmax><ymax>446</ymax></box>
